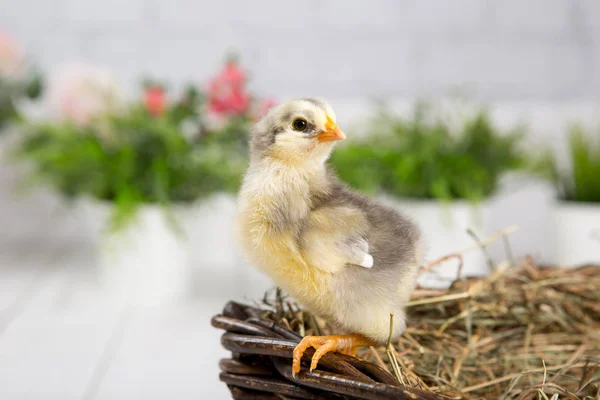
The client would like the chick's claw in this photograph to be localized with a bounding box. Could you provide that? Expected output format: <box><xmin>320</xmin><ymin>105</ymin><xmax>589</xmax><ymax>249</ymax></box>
<box><xmin>310</xmin><ymin>340</ymin><xmax>339</xmax><ymax>371</ymax></box>
<box><xmin>292</xmin><ymin>334</ymin><xmax>370</xmax><ymax>375</ymax></box>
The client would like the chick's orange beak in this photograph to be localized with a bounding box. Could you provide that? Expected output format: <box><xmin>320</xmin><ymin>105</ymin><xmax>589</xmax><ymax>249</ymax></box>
<box><xmin>316</xmin><ymin>116</ymin><xmax>346</xmax><ymax>142</ymax></box>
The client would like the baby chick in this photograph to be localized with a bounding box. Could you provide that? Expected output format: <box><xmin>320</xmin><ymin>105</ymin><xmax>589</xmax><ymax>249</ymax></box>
<box><xmin>236</xmin><ymin>98</ymin><xmax>424</xmax><ymax>375</ymax></box>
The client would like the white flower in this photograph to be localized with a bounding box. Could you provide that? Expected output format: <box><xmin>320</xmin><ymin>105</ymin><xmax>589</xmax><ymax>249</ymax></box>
<box><xmin>47</xmin><ymin>62</ymin><xmax>123</xmax><ymax>126</ymax></box>
<box><xmin>202</xmin><ymin>104</ymin><xmax>228</xmax><ymax>132</ymax></box>
<box><xmin>0</xmin><ymin>29</ymin><xmax>23</xmax><ymax>78</ymax></box>
<box><xmin>180</xmin><ymin>117</ymin><xmax>200</xmax><ymax>142</ymax></box>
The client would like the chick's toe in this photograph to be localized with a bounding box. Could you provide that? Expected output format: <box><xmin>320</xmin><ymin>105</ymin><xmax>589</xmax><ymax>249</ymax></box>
<box><xmin>292</xmin><ymin>334</ymin><xmax>375</xmax><ymax>375</ymax></box>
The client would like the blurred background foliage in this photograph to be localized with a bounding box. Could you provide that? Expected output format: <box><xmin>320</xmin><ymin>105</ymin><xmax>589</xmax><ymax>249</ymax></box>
<box><xmin>0</xmin><ymin>71</ymin><xmax>43</xmax><ymax>130</ymax></box>
<box><xmin>6</xmin><ymin>52</ymin><xmax>599</xmax><ymax>235</ymax></box>
<box><xmin>329</xmin><ymin>102</ymin><xmax>528</xmax><ymax>203</ymax></box>
<box><xmin>541</xmin><ymin>125</ymin><xmax>600</xmax><ymax>203</ymax></box>
<box><xmin>11</xmin><ymin>60</ymin><xmax>266</xmax><ymax>231</ymax></box>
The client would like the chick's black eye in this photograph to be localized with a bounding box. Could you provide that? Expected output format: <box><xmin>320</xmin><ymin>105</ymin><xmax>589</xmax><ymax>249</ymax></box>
<box><xmin>292</xmin><ymin>118</ymin><xmax>307</xmax><ymax>132</ymax></box>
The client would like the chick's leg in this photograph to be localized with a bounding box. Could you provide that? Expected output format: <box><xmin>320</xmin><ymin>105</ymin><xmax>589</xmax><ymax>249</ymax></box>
<box><xmin>292</xmin><ymin>334</ymin><xmax>375</xmax><ymax>374</ymax></box>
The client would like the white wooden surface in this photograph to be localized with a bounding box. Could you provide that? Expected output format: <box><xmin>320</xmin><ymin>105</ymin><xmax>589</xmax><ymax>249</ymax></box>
<box><xmin>0</xmin><ymin>240</ymin><xmax>268</xmax><ymax>400</ymax></box>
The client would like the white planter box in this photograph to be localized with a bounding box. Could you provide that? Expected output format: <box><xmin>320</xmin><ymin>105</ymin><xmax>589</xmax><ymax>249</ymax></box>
<box><xmin>180</xmin><ymin>194</ymin><xmax>275</xmax><ymax>300</ymax></box>
<box><xmin>80</xmin><ymin>200</ymin><xmax>191</xmax><ymax>306</ymax></box>
<box><xmin>79</xmin><ymin>195</ymin><xmax>276</xmax><ymax>305</ymax></box>
<box><xmin>552</xmin><ymin>201</ymin><xmax>600</xmax><ymax>266</ymax></box>
<box><xmin>381</xmin><ymin>197</ymin><xmax>491</xmax><ymax>288</ymax></box>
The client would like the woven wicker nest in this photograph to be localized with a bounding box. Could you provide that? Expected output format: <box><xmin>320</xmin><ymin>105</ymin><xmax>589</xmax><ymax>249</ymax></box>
<box><xmin>212</xmin><ymin>301</ymin><xmax>444</xmax><ymax>400</ymax></box>
<box><xmin>212</xmin><ymin>260</ymin><xmax>600</xmax><ymax>400</ymax></box>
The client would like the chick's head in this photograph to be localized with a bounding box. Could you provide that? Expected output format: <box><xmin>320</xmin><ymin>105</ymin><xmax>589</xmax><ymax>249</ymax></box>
<box><xmin>249</xmin><ymin>98</ymin><xmax>345</xmax><ymax>165</ymax></box>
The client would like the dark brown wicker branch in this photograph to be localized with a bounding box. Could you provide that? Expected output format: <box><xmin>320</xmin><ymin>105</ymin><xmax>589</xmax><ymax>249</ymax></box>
<box><xmin>213</xmin><ymin>301</ymin><xmax>449</xmax><ymax>400</ymax></box>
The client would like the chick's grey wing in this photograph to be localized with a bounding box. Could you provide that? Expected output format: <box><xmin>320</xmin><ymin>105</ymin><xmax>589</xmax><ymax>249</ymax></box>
<box><xmin>320</xmin><ymin>171</ymin><xmax>423</xmax><ymax>269</ymax></box>
<box><xmin>363</xmin><ymin>202</ymin><xmax>423</xmax><ymax>269</ymax></box>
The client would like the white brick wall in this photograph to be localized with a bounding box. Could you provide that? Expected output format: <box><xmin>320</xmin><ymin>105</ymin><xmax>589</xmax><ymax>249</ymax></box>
<box><xmin>491</xmin><ymin>0</ymin><xmax>571</xmax><ymax>35</ymax></box>
<box><xmin>1</xmin><ymin>0</ymin><xmax>599</xmax><ymax>100</ymax></box>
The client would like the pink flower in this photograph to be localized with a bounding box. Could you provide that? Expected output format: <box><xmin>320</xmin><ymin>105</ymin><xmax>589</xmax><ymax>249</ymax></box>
<box><xmin>0</xmin><ymin>29</ymin><xmax>23</xmax><ymax>78</ymax></box>
<box><xmin>220</xmin><ymin>61</ymin><xmax>245</xmax><ymax>87</ymax></box>
<box><xmin>207</xmin><ymin>60</ymin><xmax>251</xmax><ymax>116</ymax></box>
<box><xmin>48</xmin><ymin>62</ymin><xmax>122</xmax><ymax>126</ymax></box>
<box><xmin>144</xmin><ymin>86</ymin><xmax>166</xmax><ymax>117</ymax></box>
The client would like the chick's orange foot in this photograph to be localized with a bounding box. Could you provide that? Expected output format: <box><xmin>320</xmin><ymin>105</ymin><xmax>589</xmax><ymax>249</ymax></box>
<box><xmin>292</xmin><ymin>334</ymin><xmax>375</xmax><ymax>375</ymax></box>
